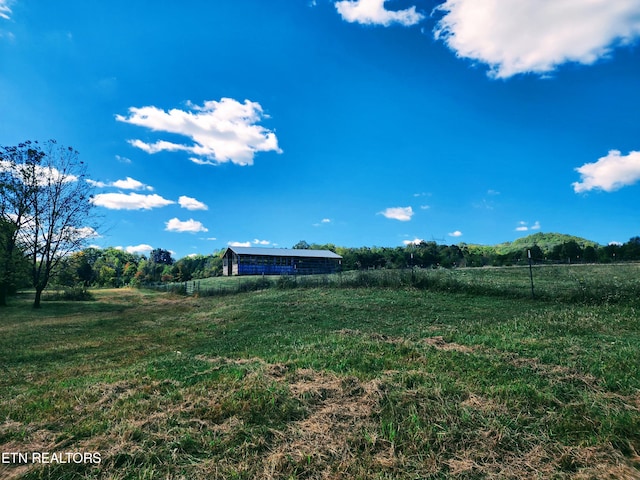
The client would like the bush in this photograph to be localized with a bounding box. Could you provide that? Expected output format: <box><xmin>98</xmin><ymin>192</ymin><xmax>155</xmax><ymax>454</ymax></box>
<box><xmin>44</xmin><ymin>287</ymin><xmax>94</xmax><ymax>301</ymax></box>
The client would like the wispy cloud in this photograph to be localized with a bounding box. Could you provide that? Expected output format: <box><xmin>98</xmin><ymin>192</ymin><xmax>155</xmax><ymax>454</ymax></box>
<box><xmin>0</xmin><ymin>0</ymin><xmax>11</xmax><ymax>20</ymax></box>
<box><xmin>313</xmin><ymin>218</ymin><xmax>332</xmax><ymax>227</ymax></box>
<box><xmin>165</xmin><ymin>218</ymin><xmax>208</xmax><ymax>233</ymax></box>
<box><xmin>116</xmin><ymin>98</ymin><xmax>282</xmax><ymax>166</ymax></box>
<box><xmin>573</xmin><ymin>150</ymin><xmax>640</xmax><ymax>193</ymax></box>
<box><xmin>379</xmin><ymin>206</ymin><xmax>414</xmax><ymax>221</ymax></box>
<box><xmin>178</xmin><ymin>195</ymin><xmax>208</xmax><ymax>211</ymax></box>
<box><xmin>434</xmin><ymin>0</ymin><xmax>640</xmax><ymax>78</ymax></box>
<box><xmin>90</xmin><ymin>192</ymin><xmax>174</xmax><ymax>210</ymax></box>
<box><xmin>335</xmin><ymin>0</ymin><xmax>424</xmax><ymax>27</ymax></box>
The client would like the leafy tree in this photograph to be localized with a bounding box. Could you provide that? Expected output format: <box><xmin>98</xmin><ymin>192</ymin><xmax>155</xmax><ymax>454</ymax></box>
<box><xmin>622</xmin><ymin>236</ymin><xmax>640</xmax><ymax>261</ymax></box>
<box><xmin>151</xmin><ymin>248</ymin><xmax>174</xmax><ymax>265</ymax></box>
<box><xmin>0</xmin><ymin>141</ymin><xmax>96</xmax><ymax>307</ymax></box>
<box><xmin>0</xmin><ymin>219</ymin><xmax>29</xmax><ymax>305</ymax></box>
<box><xmin>292</xmin><ymin>240</ymin><xmax>310</xmax><ymax>250</ymax></box>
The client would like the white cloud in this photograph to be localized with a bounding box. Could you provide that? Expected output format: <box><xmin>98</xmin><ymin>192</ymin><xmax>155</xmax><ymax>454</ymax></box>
<box><xmin>178</xmin><ymin>195</ymin><xmax>208</xmax><ymax>211</ymax></box>
<box><xmin>115</xmin><ymin>155</ymin><xmax>132</xmax><ymax>164</ymax></box>
<box><xmin>379</xmin><ymin>206</ymin><xmax>414</xmax><ymax>221</ymax></box>
<box><xmin>65</xmin><ymin>226</ymin><xmax>101</xmax><ymax>240</ymax></box>
<box><xmin>125</xmin><ymin>244</ymin><xmax>154</xmax><ymax>255</ymax></box>
<box><xmin>336</xmin><ymin>0</ymin><xmax>424</xmax><ymax>27</ymax></box>
<box><xmin>228</xmin><ymin>241</ymin><xmax>252</xmax><ymax>247</ymax></box>
<box><xmin>112</xmin><ymin>177</ymin><xmax>153</xmax><ymax>191</ymax></box>
<box><xmin>403</xmin><ymin>238</ymin><xmax>424</xmax><ymax>245</ymax></box>
<box><xmin>313</xmin><ymin>218</ymin><xmax>332</xmax><ymax>227</ymax></box>
<box><xmin>1</xmin><ymin>160</ymin><xmax>78</xmax><ymax>186</ymax></box>
<box><xmin>434</xmin><ymin>0</ymin><xmax>640</xmax><ymax>78</ymax></box>
<box><xmin>335</xmin><ymin>0</ymin><xmax>425</xmax><ymax>27</ymax></box>
<box><xmin>90</xmin><ymin>192</ymin><xmax>174</xmax><ymax>210</ymax></box>
<box><xmin>448</xmin><ymin>230</ymin><xmax>463</xmax><ymax>237</ymax></box>
<box><xmin>87</xmin><ymin>176</ymin><xmax>153</xmax><ymax>191</ymax></box>
<box><xmin>516</xmin><ymin>220</ymin><xmax>541</xmax><ymax>232</ymax></box>
<box><xmin>253</xmin><ymin>239</ymin><xmax>271</xmax><ymax>245</ymax></box>
<box><xmin>116</xmin><ymin>98</ymin><xmax>282</xmax><ymax>166</ymax></box>
<box><xmin>573</xmin><ymin>150</ymin><xmax>640</xmax><ymax>193</ymax></box>
<box><xmin>165</xmin><ymin>218</ymin><xmax>208</xmax><ymax>233</ymax></box>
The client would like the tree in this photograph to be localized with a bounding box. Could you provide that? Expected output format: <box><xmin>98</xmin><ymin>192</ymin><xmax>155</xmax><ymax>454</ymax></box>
<box><xmin>293</xmin><ymin>240</ymin><xmax>310</xmax><ymax>250</ymax></box>
<box><xmin>0</xmin><ymin>219</ymin><xmax>29</xmax><ymax>305</ymax></box>
<box><xmin>0</xmin><ymin>141</ymin><xmax>96</xmax><ymax>308</ymax></box>
<box><xmin>151</xmin><ymin>248</ymin><xmax>174</xmax><ymax>265</ymax></box>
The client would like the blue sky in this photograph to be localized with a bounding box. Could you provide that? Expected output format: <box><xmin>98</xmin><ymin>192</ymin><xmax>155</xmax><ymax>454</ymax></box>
<box><xmin>1</xmin><ymin>0</ymin><xmax>640</xmax><ymax>259</ymax></box>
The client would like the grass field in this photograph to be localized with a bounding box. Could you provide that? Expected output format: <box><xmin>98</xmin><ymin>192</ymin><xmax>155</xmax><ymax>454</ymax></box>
<box><xmin>1</xmin><ymin>265</ymin><xmax>639</xmax><ymax>479</ymax></box>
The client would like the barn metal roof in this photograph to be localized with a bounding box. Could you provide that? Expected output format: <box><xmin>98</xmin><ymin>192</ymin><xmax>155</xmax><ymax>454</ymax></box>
<box><xmin>225</xmin><ymin>246</ymin><xmax>342</xmax><ymax>259</ymax></box>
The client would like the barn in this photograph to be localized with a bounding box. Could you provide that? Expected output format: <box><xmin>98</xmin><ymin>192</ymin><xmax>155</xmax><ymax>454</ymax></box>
<box><xmin>222</xmin><ymin>247</ymin><xmax>342</xmax><ymax>276</ymax></box>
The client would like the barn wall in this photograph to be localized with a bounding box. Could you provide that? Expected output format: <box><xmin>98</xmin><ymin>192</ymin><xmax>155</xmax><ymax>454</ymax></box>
<box><xmin>232</xmin><ymin>254</ymin><xmax>341</xmax><ymax>276</ymax></box>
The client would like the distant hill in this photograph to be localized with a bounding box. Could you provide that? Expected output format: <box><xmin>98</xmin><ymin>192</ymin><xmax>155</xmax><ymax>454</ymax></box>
<box><xmin>492</xmin><ymin>232</ymin><xmax>600</xmax><ymax>255</ymax></box>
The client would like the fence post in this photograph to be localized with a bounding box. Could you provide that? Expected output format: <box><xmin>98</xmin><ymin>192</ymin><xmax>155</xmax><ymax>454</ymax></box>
<box><xmin>528</xmin><ymin>249</ymin><xmax>535</xmax><ymax>299</ymax></box>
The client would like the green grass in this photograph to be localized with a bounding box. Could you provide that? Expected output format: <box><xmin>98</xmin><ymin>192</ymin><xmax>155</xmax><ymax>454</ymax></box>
<box><xmin>1</xmin><ymin>265</ymin><xmax>640</xmax><ymax>479</ymax></box>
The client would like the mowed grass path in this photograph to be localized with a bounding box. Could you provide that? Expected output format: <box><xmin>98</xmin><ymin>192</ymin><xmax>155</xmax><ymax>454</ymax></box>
<box><xmin>1</xmin><ymin>275</ymin><xmax>639</xmax><ymax>478</ymax></box>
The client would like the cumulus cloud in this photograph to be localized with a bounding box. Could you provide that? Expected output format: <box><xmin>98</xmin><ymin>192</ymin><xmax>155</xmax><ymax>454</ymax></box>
<box><xmin>87</xmin><ymin>177</ymin><xmax>153</xmax><ymax>191</ymax></box>
<box><xmin>434</xmin><ymin>0</ymin><xmax>640</xmax><ymax>78</ymax></box>
<box><xmin>379</xmin><ymin>206</ymin><xmax>414</xmax><ymax>221</ymax></box>
<box><xmin>125</xmin><ymin>244</ymin><xmax>154</xmax><ymax>255</ymax></box>
<box><xmin>335</xmin><ymin>0</ymin><xmax>424</xmax><ymax>26</ymax></box>
<box><xmin>448</xmin><ymin>230</ymin><xmax>463</xmax><ymax>237</ymax></box>
<box><xmin>178</xmin><ymin>195</ymin><xmax>208</xmax><ymax>211</ymax></box>
<box><xmin>62</xmin><ymin>226</ymin><xmax>101</xmax><ymax>242</ymax></box>
<box><xmin>90</xmin><ymin>192</ymin><xmax>174</xmax><ymax>210</ymax></box>
<box><xmin>516</xmin><ymin>220</ymin><xmax>541</xmax><ymax>232</ymax></box>
<box><xmin>573</xmin><ymin>150</ymin><xmax>640</xmax><ymax>193</ymax></box>
<box><xmin>403</xmin><ymin>238</ymin><xmax>424</xmax><ymax>245</ymax></box>
<box><xmin>116</xmin><ymin>98</ymin><xmax>282</xmax><ymax>166</ymax></box>
<box><xmin>227</xmin><ymin>239</ymin><xmax>271</xmax><ymax>247</ymax></box>
<box><xmin>228</xmin><ymin>241</ymin><xmax>252</xmax><ymax>247</ymax></box>
<box><xmin>165</xmin><ymin>218</ymin><xmax>208</xmax><ymax>233</ymax></box>
<box><xmin>1</xmin><ymin>160</ymin><xmax>78</xmax><ymax>186</ymax></box>
<box><xmin>112</xmin><ymin>177</ymin><xmax>153</xmax><ymax>191</ymax></box>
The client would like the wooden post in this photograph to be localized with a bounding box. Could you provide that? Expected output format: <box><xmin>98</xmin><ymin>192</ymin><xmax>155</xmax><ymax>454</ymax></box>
<box><xmin>528</xmin><ymin>249</ymin><xmax>535</xmax><ymax>299</ymax></box>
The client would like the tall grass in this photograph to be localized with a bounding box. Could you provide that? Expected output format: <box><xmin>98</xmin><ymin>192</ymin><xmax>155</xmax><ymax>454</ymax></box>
<box><xmin>174</xmin><ymin>263</ymin><xmax>640</xmax><ymax>306</ymax></box>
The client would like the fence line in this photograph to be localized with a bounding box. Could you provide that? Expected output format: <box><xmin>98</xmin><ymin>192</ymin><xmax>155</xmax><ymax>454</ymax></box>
<box><xmin>142</xmin><ymin>263</ymin><xmax>640</xmax><ymax>305</ymax></box>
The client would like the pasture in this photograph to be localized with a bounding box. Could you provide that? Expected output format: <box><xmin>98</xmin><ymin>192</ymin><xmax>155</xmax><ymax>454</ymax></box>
<box><xmin>1</xmin><ymin>264</ymin><xmax>639</xmax><ymax>479</ymax></box>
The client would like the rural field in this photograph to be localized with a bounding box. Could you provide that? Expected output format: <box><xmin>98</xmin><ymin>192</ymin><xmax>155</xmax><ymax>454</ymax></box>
<box><xmin>1</xmin><ymin>264</ymin><xmax>640</xmax><ymax>479</ymax></box>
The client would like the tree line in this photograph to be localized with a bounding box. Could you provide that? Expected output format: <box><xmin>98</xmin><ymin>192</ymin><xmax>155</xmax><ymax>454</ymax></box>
<box><xmin>46</xmin><ymin>235</ymin><xmax>640</xmax><ymax>291</ymax></box>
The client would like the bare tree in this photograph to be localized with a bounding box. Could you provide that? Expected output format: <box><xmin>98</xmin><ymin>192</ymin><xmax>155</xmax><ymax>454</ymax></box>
<box><xmin>0</xmin><ymin>140</ymin><xmax>96</xmax><ymax>308</ymax></box>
